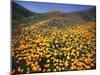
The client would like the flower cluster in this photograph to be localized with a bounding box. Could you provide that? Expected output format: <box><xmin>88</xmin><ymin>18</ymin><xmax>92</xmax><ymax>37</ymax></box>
<box><xmin>12</xmin><ymin>17</ymin><xmax>96</xmax><ymax>74</ymax></box>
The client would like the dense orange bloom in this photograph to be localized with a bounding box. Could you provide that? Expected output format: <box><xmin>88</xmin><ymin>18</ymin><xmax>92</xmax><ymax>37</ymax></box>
<box><xmin>12</xmin><ymin>18</ymin><xmax>96</xmax><ymax>74</ymax></box>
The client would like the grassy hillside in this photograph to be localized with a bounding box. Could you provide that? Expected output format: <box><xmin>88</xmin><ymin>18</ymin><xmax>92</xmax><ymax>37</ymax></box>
<box><xmin>12</xmin><ymin>2</ymin><xmax>34</xmax><ymax>24</ymax></box>
<box><xmin>12</xmin><ymin>1</ymin><xmax>96</xmax><ymax>25</ymax></box>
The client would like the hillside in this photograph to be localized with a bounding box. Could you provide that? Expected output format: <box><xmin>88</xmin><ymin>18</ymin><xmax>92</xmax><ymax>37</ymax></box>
<box><xmin>12</xmin><ymin>2</ymin><xmax>34</xmax><ymax>23</ymax></box>
<box><xmin>12</xmin><ymin>1</ymin><xmax>96</xmax><ymax>25</ymax></box>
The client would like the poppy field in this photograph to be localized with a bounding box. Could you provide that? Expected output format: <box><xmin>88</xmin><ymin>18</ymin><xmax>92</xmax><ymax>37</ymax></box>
<box><xmin>11</xmin><ymin>1</ymin><xmax>96</xmax><ymax>74</ymax></box>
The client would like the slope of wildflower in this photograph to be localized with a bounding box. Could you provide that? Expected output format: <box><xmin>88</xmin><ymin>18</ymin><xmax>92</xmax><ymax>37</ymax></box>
<box><xmin>12</xmin><ymin>16</ymin><xmax>96</xmax><ymax>74</ymax></box>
